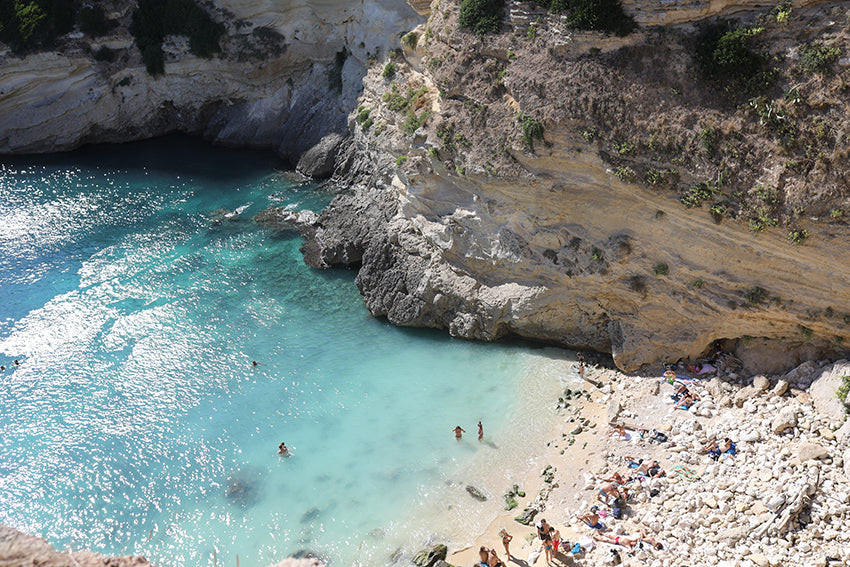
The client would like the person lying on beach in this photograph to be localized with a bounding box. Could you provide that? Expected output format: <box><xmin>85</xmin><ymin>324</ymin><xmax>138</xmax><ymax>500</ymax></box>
<box><xmin>634</xmin><ymin>459</ymin><xmax>659</xmax><ymax>475</ymax></box>
<box><xmin>598</xmin><ymin>483</ymin><xmax>628</xmax><ymax>505</ymax></box>
<box><xmin>699</xmin><ymin>438</ymin><xmax>736</xmax><ymax>460</ymax></box>
<box><xmin>578</xmin><ymin>505</ymin><xmax>605</xmax><ymax>530</ymax></box>
<box><xmin>674</xmin><ymin>391</ymin><xmax>700</xmax><ymax>410</ymax></box>
<box><xmin>671</xmin><ymin>383</ymin><xmax>690</xmax><ymax>400</ymax></box>
<box><xmin>603</xmin><ymin>472</ymin><xmax>631</xmax><ymax>485</ymax></box>
<box><xmin>687</xmin><ymin>362</ymin><xmax>715</xmax><ymax>375</ymax></box>
<box><xmin>637</xmin><ymin>526</ymin><xmax>664</xmax><ymax>550</ymax></box>
<box><xmin>624</xmin><ymin>456</ymin><xmax>643</xmax><ymax>469</ymax></box>
<box><xmin>592</xmin><ymin>532</ymin><xmax>641</xmax><ymax>550</ymax></box>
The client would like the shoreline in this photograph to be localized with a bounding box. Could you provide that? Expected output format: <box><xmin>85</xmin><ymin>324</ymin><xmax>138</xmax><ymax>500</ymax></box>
<box><xmin>439</xmin><ymin>357</ymin><xmax>850</xmax><ymax>567</ymax></box>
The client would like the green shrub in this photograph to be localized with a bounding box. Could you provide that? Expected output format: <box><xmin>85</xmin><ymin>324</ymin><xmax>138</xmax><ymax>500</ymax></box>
<box><xmin>536</xmin><ymin>0</ymin><xmax>570</xmax><ymax>11</ymax></box>
<box><xmin>614</xmin><ymin>166</ymin><xmax>636</xmax><ymax>182</ymax></box>
<box><xmin>698</xmin><ymin>124</ymin><xmax>717</xmax><ymax>156</ymax></box>
<box><xmin>800</xmin><ymin>41</ymin><xmax>840</xmax><ymax>74</ymax></box>
<box><xmin>395</xmin><ymin>155</ymin><xmax>408</xmax><ymax>167</ymax></box>
<box><xmin>786</xmin><ymin>228</ymin><xmax>809</xmax><ymax>245</ymax></box>
<box><xmin>565</xmin><ymin>0</ymin><xmax>635</xmax><ymax>36</ymax></box>
<box><xmin>798</xmin><ymin>325</ymin><xmax>813</xmax><ymax>342</ymax></box>
<box><xmin>744</xmin><ymin>286</ymin><xmax>767</xmax><ymax>306</ymax></box>
<box><xmin>458</xmin><ymin>0</ymin><xmax>504</xmax><ymax>36</ymax></box>
<box><xmin>518</xmin><ymin>114</ymin><xmax>544</xmax><ymax>150</ymax></box>
<box><xmin>402</xmin><ymin>31</ymin><xmax>418</xmax><ymax>49</ymax></box>
<box><xmin>653</xmin><ymin>262</ymin><xmax>669</xmax><ymax>277</ymax></box>
<box><xmin>695</xmin><ymin>23</ymin><xmax>771</xmax><ymax>97</ymax></box>
<box><xmin>80</xmin><ymin>4</ymin><xmax>113</xmax><ymax>37</ymax></box>
<box><xmin>680</xmin><ymin>182</ymin><xmax>716</xmax><ymax>208</ymax></box>
<box><xmin>93</xmin><ymin>44</ymin><xmax>116</xmax><ymax>61</ymax></box>
<box><xmin>0</xmin><ymin>0</ymin><xmax>76</xmax><ymax>53</ymax></box>
<box><xmin>836</xmin><ymin>376</ymin><xmax>850</xmax><ymax>404</ymax></box>
<box><xmin>689</xmin><ymin>279</ymin><xmax>705</xmax><ymax>289</ymax></box>
<box><xmin>382</xmin><ymin>61</ymin><xmax>397</xmax><ymax>79</ymax></box>
<box><xmin>130</xmin><ymin>0</ymin><xmax>224</xmax><ymax>75</ymax></box>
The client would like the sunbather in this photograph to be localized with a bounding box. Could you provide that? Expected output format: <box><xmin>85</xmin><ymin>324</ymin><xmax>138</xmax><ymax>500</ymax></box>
<box><xmin>578</xmin><ymin>505</ymin><xmax>605</xmax><ymax>530</ymax></box>
<box><xmin>598</xmin><ymin>482</ymin><xmax>628</xmax><ymax>505</ymax></box>
<box><xmin>610</xmin><ymin>422</ymin><xmax>627</xmax><ymax>437</ymax></box>
<box><xmin>674</xmin><ymin>391</ymin><xmax>700</xmax><ymax>410</ymax></box>
<box><xmin>592</xmin><ymin>532</ymin><xmax>641</xmax><ymax>551</ymax></box>
<box><xmin>603</xmin><ymin>472</ymin><xmax>631</xmax><ymax>485</ymax></box>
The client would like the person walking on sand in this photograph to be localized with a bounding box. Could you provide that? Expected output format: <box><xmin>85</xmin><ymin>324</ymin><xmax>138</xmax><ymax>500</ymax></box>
<box><xmin>499</xmin><ymin>528</ymin><xmax>513</xmax><ymax>560</ymax></box>
<box><xmin>478</xmin><ymin>421</ymin><xmax>484</xmax><ymax>441</ymax></box>
<box><xmin>453</xmin><ymin>425</ymin><xmax>466</xmax><ymax>440</ymax></box>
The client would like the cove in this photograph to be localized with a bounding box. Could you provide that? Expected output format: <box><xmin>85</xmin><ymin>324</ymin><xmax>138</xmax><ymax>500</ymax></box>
<box><xmin>0</xmin><ymin>137</ymin><xmax>576</xmax><ymax>567</ymax></box>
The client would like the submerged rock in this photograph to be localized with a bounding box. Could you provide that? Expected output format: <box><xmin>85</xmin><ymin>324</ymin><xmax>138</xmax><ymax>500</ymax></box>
<box><xmin>412</xmin><ymin>544</ymin><xmax>447</xmax><ymax>567</ymax></box>
<box><xmin>466</xmin><ymin>485</ymin><xmax>487</xmax><ymax>501</ymax></box>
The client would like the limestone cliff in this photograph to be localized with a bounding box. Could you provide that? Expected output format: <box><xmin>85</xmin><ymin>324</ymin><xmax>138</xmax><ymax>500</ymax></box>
<box><xmin>0</xmin><ymin>0</ymin><xmax>422</xmax><ymax>160</ymax></box>
<box><xmin>306</xmin><ymin>0</ymin><xmax>850</xmax><ymax>372</ymax></box>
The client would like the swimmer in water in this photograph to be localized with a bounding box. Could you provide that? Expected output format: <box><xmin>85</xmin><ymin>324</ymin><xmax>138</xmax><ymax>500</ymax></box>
<box><xmin>478</xmin><ymin>421</ymin><xmax>484</xmax><ymax>441</ymax></box>
<box><xmin>278</xmin><ymin>442</ymin><xmax>289</xmax><ymax>456</ymax></box>
<box><xmin>453</xmin><ymin>426</ymin><xmax>466</xmax><ymax>440</ymax></box>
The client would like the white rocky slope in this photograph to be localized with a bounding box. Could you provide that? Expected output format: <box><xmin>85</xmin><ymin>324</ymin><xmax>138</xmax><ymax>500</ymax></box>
<box><xmin>572</xmin><ymin>360</ymin><xmax>850</xmax><ymax>566</ymax></box>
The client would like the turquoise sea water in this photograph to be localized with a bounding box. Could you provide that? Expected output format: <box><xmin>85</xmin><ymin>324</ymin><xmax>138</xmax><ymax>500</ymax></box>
<box><xmin>0</xmin><ymin>138</ymin><xmax>578</xmax><ymax>567</ymax></box>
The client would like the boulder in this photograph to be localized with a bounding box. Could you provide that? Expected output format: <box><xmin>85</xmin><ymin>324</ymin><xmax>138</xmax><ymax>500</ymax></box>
<box><xmin>783</xmin><ymin>361</ymin><xmax>819</xmax><ymax>385</ymax></box>
<box><xmin>772</xmin><ymin>407</ymin><xmax>797</xmax><ymax>434</ymax></box>
<box><xmin>607</xmin><ymin>395</ymin><xmax>622</xmax><ymax>424</ymax></box>
<box><xmin>734</xmin><ymin>386</ymin><xmax>759</xmax><ymax>407</ymax></box>
<box><xmin>796</xmin><ymin>442</ymin><xmax>829</xmax><ymax>462</ymax></box>
<box><xmin>753</xmin><ymin>375</ymin><xmax>770</xmax><ymax>392</ymax></box>
<box><xmin>466</xmin><ymin>485</ymin><xmax>487</xmax><ymax>501</ymax></box>
<box><xmin>809</xmin><ymin>361</ymin><xmax>850</xmax><ymax>420</ymax></box>
<box><xmin>296</xmin><ymin>133</ymin><xmax>346</xmax><ymax>179</ymax></box>
<box><xmin>714</xmin><ymin>525</ymin><xmax>750</xmax><ymax>543</ymax></box>
<box><xmin>771</xmin><ymin>379</ymin><xmax>790</xmax><ymax>397</ymax></box>
<box><xmin>836</xmin><ymin>419</ymin><xmax>850</xmax><ymax>448</ymax></box>
<box><xmin>413</xmin><ymin>544</ymin><xmax>448</xmax><ymax>567</ymax></box>
<box><xmin>705</xmin><ymin>377</ymin><xmax>724</xmax><ymax>398</ymax></box>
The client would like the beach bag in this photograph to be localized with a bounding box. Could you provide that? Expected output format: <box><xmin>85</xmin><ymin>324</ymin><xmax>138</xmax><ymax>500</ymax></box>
<box><xmin>611</xmin><ymin>506</ymin><xmax>623</xmax><ymax>519</ymax></box>
<box><xmin>571</xmin><ymin>542</ymin><xmax>582</xmax><ymax>554</ymax></box>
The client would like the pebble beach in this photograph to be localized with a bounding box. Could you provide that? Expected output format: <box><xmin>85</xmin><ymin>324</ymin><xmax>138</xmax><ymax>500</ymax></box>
<box><xmin>442</xmin><ymin>357</ymin><xmax>850</xmax><ymax>567</ymax></box>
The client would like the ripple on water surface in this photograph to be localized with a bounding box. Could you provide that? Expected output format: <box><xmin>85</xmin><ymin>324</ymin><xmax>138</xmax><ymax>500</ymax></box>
<box><xmin>0</xmin><ymin>138</ymin><xmax>575</xmax><ymax>567</ymax></box>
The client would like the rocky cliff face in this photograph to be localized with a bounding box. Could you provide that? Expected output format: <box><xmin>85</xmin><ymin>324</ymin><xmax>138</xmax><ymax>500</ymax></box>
<box><xmin>306</xmin><ymin>0</ymin><xmax>850</xmax><ymax>373</ymax></box>
<box><xmin>0</xmin><ymin>0</ymin><xmax>422</xmax><ymax>160</ymax></box>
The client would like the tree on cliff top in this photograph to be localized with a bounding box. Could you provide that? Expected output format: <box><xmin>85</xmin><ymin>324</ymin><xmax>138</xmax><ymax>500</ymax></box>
<box><xmin>0</xmin><ymin>0</ymin><xmax>76</xmax><ymax>53</ymax></box>
<box><xmin>458</xmin><ymin>0</ymin><xmax>504</xmax><ymax>36</ymax></box>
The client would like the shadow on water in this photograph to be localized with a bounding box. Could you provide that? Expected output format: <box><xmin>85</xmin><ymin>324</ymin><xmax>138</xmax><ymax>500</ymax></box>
<box><xmin>0</xmin><ymin>135</ymin><xmax>291</xmax><ymax>184</ymax></box>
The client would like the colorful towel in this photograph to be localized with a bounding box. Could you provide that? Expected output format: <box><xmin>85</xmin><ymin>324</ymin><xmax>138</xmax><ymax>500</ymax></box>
<box><xmin>671</xmin><ymin>464</ymin><xmax>700</xmax><ymax>482</ymax></box>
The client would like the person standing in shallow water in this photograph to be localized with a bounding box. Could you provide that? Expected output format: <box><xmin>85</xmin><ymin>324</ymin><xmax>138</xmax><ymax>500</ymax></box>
<box><xmin>478</xmin><ymin>421</ymin><xmax>484</xmax><ymax>441</ymax></box>
<box><xmin>453</xmin><ymin>425</ymin><xmax>465</xmax><ymax>440</ymax></box>
<box><xmin>278</xmin><ymin>442</ymin><xmax>289</xmax><ymax>456</ymax></box>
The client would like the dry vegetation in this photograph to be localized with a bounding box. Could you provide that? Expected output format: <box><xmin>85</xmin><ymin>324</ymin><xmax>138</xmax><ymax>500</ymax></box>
<box><xmin>367</xmin><ymin>0</ymin><xmax>850</xmax><ymax>233</ymax></box>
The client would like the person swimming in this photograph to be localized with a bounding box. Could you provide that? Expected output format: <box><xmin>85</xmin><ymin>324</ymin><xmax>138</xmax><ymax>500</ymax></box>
<box><xmin>278</xmin><ymin>442</ymin><xmax>289</xmax><ymax>456</ymax></box>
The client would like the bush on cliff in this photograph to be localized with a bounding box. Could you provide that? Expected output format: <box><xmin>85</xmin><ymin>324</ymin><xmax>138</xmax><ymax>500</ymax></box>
<box><xmin>0</xmin><ymin>0</ymin><xmax>76</xmax><ymax>52</ymax></box>
<box><xmin>534</xmin><ymin>0</ymin><xmax>635</xmax><ymax>36</ymax></box>
<box><xmin>695</xmin><ymin>23</ymin><xmax>772</xmax><ymax>98</ymax></box>
<box><xmin>130</xmin><ymin>0</ymin><xmax>225</xmax><ymax>75</ymax></box>
<box><xmin>458</xmin><ymin>0</ymin><xmax>504</xmax><ymax>36</ymax></box>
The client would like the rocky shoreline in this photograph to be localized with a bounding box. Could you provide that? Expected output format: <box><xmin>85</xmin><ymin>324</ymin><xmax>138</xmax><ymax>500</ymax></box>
<box><xmin>438</xmin><ymin>358</ymin><xmax>850</xmax><ymax>567</ymax></box>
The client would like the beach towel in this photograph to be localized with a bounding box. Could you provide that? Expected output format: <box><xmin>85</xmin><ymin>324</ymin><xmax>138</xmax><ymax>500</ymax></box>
<box><xmin>610</xmin><ymin>432</ymin><xmax>632</xmax><ymax>441</ymax></box>
<box><xmin>671</xmin><ymin>464</ymin><xmax>700</xmax><ymax>482</ymax></box>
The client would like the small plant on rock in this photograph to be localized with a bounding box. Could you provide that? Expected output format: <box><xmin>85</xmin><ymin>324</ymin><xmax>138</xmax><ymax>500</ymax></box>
<box><xmin>382</xmin><ymin>62</ymin><xmax>397</xmax><ymax>79</ymax></box>
<box><xmin>786</xmin><ymin>228</ymin><xmax>809</xmax><ymax>245</ymax></box>
<box><xmin>653</xmin><ymin>262</ymin><xmax>669</xmax><ymax>277</ymax></box>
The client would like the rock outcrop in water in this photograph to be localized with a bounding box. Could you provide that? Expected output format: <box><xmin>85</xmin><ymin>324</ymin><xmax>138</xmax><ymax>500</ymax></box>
<box><xmin>0</xmin><ymin>524</ymin><xmax>152</xmax><ymax>567</ymax></box>
<box><xmin>304</xmin><ymin>0</ymin><xmax>850</xmax><ymax>372</ymax></box>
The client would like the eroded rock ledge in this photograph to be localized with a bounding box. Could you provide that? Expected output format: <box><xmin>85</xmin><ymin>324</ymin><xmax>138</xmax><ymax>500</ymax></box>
<box><xmin>305</xmin><ymin>0</ymin><xmax>850</xmax><ymax>373</ymax></box>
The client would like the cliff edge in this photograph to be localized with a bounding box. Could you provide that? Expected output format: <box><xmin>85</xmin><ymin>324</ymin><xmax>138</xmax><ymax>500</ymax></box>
<box><xmin>306</xmin><ymin>0</ymin><xmax>850</xmax><ymax>372</ymax></box>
